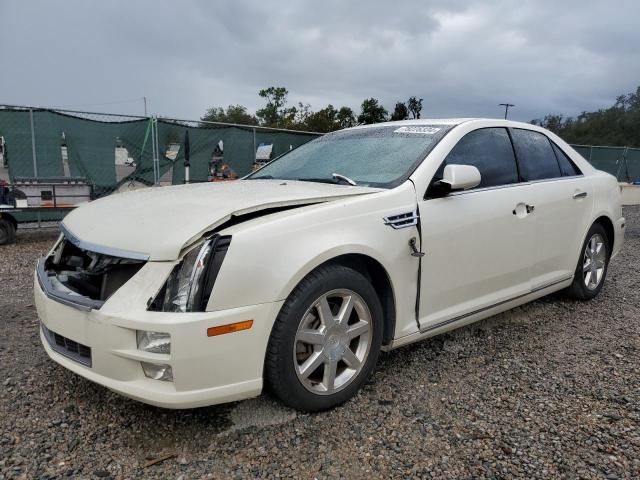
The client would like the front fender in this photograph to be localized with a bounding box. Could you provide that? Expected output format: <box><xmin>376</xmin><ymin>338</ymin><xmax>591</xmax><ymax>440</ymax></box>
<box><xmin>206</xmin><ymin>182</ymin><xmax>421</xmax><ymax>339</ymax></box>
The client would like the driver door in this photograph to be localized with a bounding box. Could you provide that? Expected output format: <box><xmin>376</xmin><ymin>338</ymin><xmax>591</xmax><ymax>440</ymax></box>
<box><xmin>417</xmin><ymin>127</ymin><xmax>535</xmax><ymax>330</ymax></box>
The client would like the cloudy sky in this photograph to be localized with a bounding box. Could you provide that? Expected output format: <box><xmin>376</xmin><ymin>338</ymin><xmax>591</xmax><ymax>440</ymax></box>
<box><xmin>1</xmin><ymin>0</ymin><xmax>639</xmax><ymax>123</ymax></box>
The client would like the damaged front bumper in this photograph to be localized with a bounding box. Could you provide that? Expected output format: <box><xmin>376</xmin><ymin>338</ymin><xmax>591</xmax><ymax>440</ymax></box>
<box><xmin>34</xmin><ymin>262</ymin><xmax>283</xmax><ymax>409</ymax></box>
<box><xmin>36</xmin><ymin>258</ymin><xmax>104</xmax><ymax>311</ymax></box>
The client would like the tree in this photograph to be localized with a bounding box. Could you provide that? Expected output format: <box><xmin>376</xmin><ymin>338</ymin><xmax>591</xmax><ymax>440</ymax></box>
<box><xmin>530</xmin><ymin>85</ymin><xmax>640</xmax><ymax>147</ymax></box>
<box><xmin>303</xmin><ymin>104</ymin><xmax>338</xmax><ymax>132</ymax></box>
<box><xmin>200</xmin><ymin>105</ymin><xmax>258</xmax><ymax>126</ymax></box>
<box><xmin>390</xmin><ymin>102</ymin><xmax>409</xmax><ymax>121</ymax></box>
<box><xmin>256</xmin><ymin>86</ymin><xmax>297</xmax><ymax>128</ymax></box>
<box><xmin>336</xmin><ymin>107</ymin><xmax>356</xmax><ymax>129</ymax></box>
<box><xmin>407</xmin><ymin>96</ymin><xmax>423</xmax><ymax>119</ymax></box>
<box><xmin>357</xmin><ymin>98</ymin><xmax>388</xmax><ymax>124</ymax></box>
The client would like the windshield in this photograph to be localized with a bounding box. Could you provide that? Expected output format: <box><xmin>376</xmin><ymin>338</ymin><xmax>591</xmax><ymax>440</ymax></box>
<box><xmin>248</xmin><ymin>125</ymin><xmax>452</xmax><ymax>188</ymax></box>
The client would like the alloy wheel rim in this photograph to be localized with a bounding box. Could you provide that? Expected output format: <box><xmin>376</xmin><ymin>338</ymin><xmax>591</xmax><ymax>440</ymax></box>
<box><xmin>583</xmin><ymin>233</ymin><xmax>606</xmax><ymax>290</ymax></box>
<box><xmin>293</xmin><ymin>289</ymin><xmax>372</xmax><ymax>395</ymax></box>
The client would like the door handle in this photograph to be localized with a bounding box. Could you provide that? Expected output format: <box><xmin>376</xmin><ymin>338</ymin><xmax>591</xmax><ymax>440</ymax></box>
<box><xmin>512</xmin><ymin>203</ymin><xmax>535</xmax><ymax>216</ymax></box>
<box><xmin>573</xmin><ymin>191</ymin><xmax>588</xmax><ymax>199</ymax></box>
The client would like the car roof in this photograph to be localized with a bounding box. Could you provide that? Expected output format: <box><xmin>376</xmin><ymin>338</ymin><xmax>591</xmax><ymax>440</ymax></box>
<box><xmin>349</xmin><ymin>118</ymin><xmax>537</xmax><ymax>130</ymax></box>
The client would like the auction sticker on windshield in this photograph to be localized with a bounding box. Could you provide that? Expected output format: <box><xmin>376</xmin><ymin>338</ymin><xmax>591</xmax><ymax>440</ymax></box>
<box><xmin>394</xmin><ymin>126</ymin><xmax>441</xmax><ymax>135</ymax></box>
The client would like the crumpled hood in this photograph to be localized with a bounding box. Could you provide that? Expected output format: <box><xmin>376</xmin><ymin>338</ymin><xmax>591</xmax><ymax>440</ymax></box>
<box><xmin>62</xmin><ymin>180</ymin><xmax>380</xmax><ymax>261</ymax></box>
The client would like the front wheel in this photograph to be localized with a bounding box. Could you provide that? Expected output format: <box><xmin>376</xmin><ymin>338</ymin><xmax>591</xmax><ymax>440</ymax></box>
<box><xmin>566</xmin><ymin>223</ymin><xmax>610</xmax><ymax>300</ymax></box>
<box><xmin>265</xmin><ymin>264</ymin><xmax>383</xmax><ymax>411</ymax></box>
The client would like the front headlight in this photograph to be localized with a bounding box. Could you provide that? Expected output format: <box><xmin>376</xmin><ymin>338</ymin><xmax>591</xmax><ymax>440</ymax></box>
<box><xmin>149</xmin><ymin>235</ymin><xmax>231</xmax><ymax>312</ymax></box>
<box><xmin>163</xmin><ymin>240</ymin><xmax>212</xmax><ymax>312</ymax></box>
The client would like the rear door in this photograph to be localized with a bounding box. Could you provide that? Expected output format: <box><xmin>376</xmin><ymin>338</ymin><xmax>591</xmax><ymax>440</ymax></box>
<box><xmin>417</xmin><ymin>127</ymin><xmax>535</xmax><ymax>330</ymax></box>
<box><xmin>510</xmin><ymin>128</ymin><xmax>593</xmax><ymax>289</ymax></box>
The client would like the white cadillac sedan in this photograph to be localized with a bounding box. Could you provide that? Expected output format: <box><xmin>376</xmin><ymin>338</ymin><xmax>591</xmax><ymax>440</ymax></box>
<box><xmin>35</xmin><ymin>119</ymin><xmax>625</xmax><ymax>411</ymax></box>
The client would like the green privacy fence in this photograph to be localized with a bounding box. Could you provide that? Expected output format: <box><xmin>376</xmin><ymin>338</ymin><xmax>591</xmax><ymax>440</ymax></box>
<box><xmin>2</xmin><ymin>105</ymin><xmax>639</xmax><ymax>213</ymax></box>
<box><xmin>0</xmin><ymin>106</ymin><xmax>321</xmax><ymax>197</ymax></box>
<box><xmin>571</xmin><ymin>144</ymin><xmax>640</xmax><ymax>182</ymax></box>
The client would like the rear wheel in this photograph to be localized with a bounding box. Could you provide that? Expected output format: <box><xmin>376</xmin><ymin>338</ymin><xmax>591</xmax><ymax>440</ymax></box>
<box><xmin>0</xmin><ymin>218</ymin><xmax>16</xmax><ymax>245</ymax></box>
<box><xmin>566</xmin><ymin>223</ymin><xmax>610</xmax><ymax>300</ymax></box>
<box><xmin>265</xmin><ymin>264</ymin><xmax>383</xmax><ymax>411</ymax></box>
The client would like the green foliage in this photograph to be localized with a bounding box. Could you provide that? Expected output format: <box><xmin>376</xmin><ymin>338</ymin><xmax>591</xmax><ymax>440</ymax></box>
<box><xmin>390</xmin><ymin>102</ymin><xmax>409</xmax><ymax>121</ymax></box>
<box><xmin>201</xmin><ymin>105</ymin><xmax>258</xmax><ymax>126</ymax></box>
<box><xmin>336</xmin><ymin>107</ymin><xmax>356</xmax><ymax>129</ymax></box>
<box><xmin>358</xmin><ymin>98</ymin><xmax>388</xmax><ymax>124</ymax></box>
<box><xmin>532</xmin><ymin>86</ymin><xmax>640</xmax><ymax>147</ymax></box>
<box><xmin>302</xmin><ymin>105</ymin><xmax>357</xmax><ymax>132</ymax></box>
<box><xmin>256</xmin><ymin>87</ymin><xmax>297</xmax><ymax>128</ymax></box>
<box><xmin>407</xmin><ymin>96</ymin><xmax>423</xmax><ymax>119</ymax></box>
<box><xmin>201</xmin><ymin>88</ymin><xmax>424</xmax><ymax>132</ymax></box>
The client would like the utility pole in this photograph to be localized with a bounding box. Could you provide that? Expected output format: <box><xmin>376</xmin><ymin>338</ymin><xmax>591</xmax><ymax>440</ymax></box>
<box><xmin>144</xmin><ymin>97</ymin><xmax>148</xmax><ymax>116</ymax></box>
<box><xmin>499</xmin><ymin>103</ymin><xmax>515</xmax><ymax>119</ymax></box>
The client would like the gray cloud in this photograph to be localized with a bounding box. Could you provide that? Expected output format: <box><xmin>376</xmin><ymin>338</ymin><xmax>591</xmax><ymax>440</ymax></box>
<box><xmin>1</xmin><ymin>0</ymin><xmax>639</xmax><ymax>122</ymax></box>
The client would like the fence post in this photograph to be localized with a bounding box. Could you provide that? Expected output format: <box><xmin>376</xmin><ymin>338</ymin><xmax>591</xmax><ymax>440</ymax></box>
<box><xmin>29</xmin><ymin>108</ymin><xmax>42</xmax><ymax>227</ymax></box>
<box><xmin>29</xmin><ymin>109</ymin><xmax>38</xmax><ymax>177</ymax></box>
<box><xmin>622</xmin><ymin>147</ymin><xmax>630</xmax><ymax>183</ymax></box>
<box><xmin>155</xmin><ymin>117</ymin><xmax>160</xmax><ymax>185</ymax></box>
<box><xmin>252</xmin><ymin>127</ymin><xmax>256</xmax><ymax>168</ymax></box>
<box><xmin>150</xmin><ymin>116</ymin><xmax>158</xmax><ymax>185</ymax></box>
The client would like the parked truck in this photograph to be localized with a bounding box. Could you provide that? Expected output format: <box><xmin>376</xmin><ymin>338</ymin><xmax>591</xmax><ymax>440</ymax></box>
<box><xmin>0</xmin><ymin>177</ymin><xmax>91</xmax><ymax>245</ymax></box>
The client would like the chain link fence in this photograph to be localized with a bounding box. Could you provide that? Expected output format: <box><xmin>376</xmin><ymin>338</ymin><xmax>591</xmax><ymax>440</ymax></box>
<box><xmin>0</xmin><ymin>105</ymin><xmax>321</xmax><ymax>223</ymax></box>
<box><xmin>1</xmin><ymin>105</ymin><xmax>639</xmax><ymax>226</ymax></box>
<box><xmin>0</xmin><ymin>105</ymin><xmax>321</xmax><ymax>192</ymax></box>
<box><xmin>570</xmin><ymin>144</ymin><xmax>640</xmax><ymax>183</ymax></box>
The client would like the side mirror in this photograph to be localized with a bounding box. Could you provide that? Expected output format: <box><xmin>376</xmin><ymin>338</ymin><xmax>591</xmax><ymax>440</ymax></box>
<box><xmin>439</xmin><ymin>164</ymin><xmax>481</xmax><ymax>192</ymax></box>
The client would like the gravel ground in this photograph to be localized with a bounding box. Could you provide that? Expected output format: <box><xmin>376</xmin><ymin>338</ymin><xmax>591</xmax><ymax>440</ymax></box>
<box><xmin>1</xmin><ymin>211</ymin><xmax>639</xmax><ymax>480</ymax></box>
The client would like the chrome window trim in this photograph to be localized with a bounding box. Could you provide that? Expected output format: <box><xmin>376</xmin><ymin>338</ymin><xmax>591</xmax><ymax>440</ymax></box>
<box><xmin>60</xmin><ymin>223</ymin><xmax>150</xmax><ymax>261</ymax></box>
<box><xmin>434</xmin><ymin>174</ymin><xmax>586</xmax><ymax>198</ymax></box>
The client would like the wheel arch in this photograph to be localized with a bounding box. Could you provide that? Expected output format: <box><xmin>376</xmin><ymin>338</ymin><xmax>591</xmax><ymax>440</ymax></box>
<box><xmin>282</xmin><ymin>252</ymin><xmax>397</xmax><ymax>346</ymax></box>
<box><xmin>593</xmin><ymin>215</ymin><xmax>614</xmax><ymax>253</ymax></box>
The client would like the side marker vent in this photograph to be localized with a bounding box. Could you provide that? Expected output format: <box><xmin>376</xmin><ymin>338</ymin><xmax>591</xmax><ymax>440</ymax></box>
<box><xmin>383</xmin><ymin>211</ymin><xmax>419</xmax><ymax>229</ymax></box>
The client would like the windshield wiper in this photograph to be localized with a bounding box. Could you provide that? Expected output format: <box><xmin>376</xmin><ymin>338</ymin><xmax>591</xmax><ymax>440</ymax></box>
<box><xmin>331</xmin><ymin>173</ymin><xmax>357</xmax><ymax>186</ymax></box>
<box><xmin>294</xmin><ymin>176</ymin><xmax>357</xmax><ymax>186</ymax></box>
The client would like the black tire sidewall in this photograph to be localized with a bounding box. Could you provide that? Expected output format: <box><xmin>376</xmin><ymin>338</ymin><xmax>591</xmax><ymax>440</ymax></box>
<box><xmin>266</xmin><ymin>265</ymin><xmax>383</xmax><ymax>412</ymax></box>
<box><xmin>569</xmin><ymin>223</ymin><xmax>610</xmax><ymax>300</ymax></box>
<box><xmin>0</xmin><ymin>219</ymin><xmax>14</xmax><ymax>245</ymax></box>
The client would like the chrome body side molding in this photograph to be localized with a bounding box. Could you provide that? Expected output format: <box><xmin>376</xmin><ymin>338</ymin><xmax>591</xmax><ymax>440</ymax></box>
<box><xmin>419</xmin><ymin>276</ymin><xmax>574</xmax><ymax>334</ymax></box>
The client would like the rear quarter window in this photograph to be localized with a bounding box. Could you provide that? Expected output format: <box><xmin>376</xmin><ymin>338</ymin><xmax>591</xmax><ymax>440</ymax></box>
<box><xmin>551</xmin><ymin>142</ymin><xmax>582</xmax><ymax>176</ymax></box>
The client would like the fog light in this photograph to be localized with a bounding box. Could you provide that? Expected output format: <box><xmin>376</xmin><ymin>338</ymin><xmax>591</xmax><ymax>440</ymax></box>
<box><xmin>141</xmin><ymin>362</ymin><xmax>173</xmax><ymax>381</ymax></box>
<box><xmin>136</xmin><ymin>331</ymin><xmax>171</xmax><ymax>354</ymax></box>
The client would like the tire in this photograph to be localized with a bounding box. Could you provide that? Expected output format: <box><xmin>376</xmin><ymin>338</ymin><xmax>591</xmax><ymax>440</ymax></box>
<box><xmin>0</xmin><ymin>218</ymin><xmax>16</xmax><ymax>245</ymax></box>
<box><xmin>565</xmin><ymin>223</ymin><xmax>610</xmax><ymax>300</ymax></box>
<box><xmin>265</xmin><ymin>264</ymin><xmax>383</xmax><ymax>412</ymax></box>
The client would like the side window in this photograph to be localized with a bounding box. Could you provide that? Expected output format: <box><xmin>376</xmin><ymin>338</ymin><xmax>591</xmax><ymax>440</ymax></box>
<box><xmin>441</xmin><ymin>127</ymin><xmax>518</xmax><ymax>188</ymax></box>
<box><xmin>551</xmin><ymin>142</ymin><xmax>581</xmax><ymax>176</ymax></box>
<box><xmin>511</xmin><ymin>129</ymin><xmax>561</xmax><ymax>181</ymax></box>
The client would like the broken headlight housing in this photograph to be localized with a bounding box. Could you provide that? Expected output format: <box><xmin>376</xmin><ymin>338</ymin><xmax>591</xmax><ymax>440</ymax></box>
<box><xmin>149</xmin><ymin>235</ymin><xmax>231</xmax><ymax>312</ymax></box>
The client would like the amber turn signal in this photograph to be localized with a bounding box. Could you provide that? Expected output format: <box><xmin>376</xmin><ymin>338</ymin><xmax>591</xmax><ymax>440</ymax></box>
<box><xmin>207</xmin><ymin>320</ymin><xmax>254</xmax><ymax>337</ymax></box>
